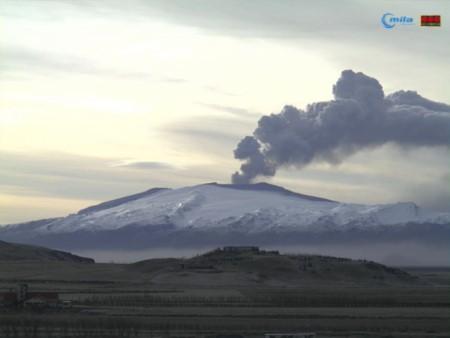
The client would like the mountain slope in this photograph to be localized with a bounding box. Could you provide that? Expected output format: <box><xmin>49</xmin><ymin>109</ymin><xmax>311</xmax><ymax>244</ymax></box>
<box><xmin>77</xmin><ymin>187</ymin><xmax>169</xmax><ymax>215</ymax></box>
<box><xmin>4</xmin><ymin>182</ymin><xmax>448</xmax><ymax>234</ymax></box>
<box><xmin>0</xmin><ymin>182</ymin><xmax>449</xmax><ymax>264</ymax></box>
<box><xmin>0</xmin><ymin>240</ymin><xmax>94</xmax><ymax>263</ymax></box>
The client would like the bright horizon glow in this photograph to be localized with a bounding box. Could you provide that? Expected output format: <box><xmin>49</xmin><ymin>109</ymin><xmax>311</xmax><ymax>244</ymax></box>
<box><xmin>1</xmin><ymin>0</ymin><xmax>449</xmax><ymax>224</ymax></box>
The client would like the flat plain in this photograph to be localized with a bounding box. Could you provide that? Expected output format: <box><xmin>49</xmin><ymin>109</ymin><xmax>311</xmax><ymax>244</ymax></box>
<box><xmin>0</xmin><ymin>251</ymin><xmax>449</xmax><ymax>338</ymax></box>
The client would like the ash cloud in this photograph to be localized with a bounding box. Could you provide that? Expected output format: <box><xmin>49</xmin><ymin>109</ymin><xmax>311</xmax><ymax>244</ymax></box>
<box><xmin>232</xmin><ymin>70</ymin><xmax>450</xmax><ymax>183</ymax></box>
<box><xmin>117</xmin><ymin>161</ymin><xmax>174</xmax><ymax>170</ymax></box>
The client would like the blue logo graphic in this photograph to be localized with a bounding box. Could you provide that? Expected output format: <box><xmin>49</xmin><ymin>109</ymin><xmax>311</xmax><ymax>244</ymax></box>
<box><xmin>381</xmin><ymin>13</ymin><xmax>414</xmax><ymax>29</ymax></box>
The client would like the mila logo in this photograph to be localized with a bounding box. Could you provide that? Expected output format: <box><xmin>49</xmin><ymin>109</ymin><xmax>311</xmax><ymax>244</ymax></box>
<box><xmin>381</xmin><ymin>13</ymin><xmax>414</xmax><ymax>29</ymax></box>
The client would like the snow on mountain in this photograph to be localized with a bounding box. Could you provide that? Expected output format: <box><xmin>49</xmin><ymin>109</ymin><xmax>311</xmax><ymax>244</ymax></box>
<box><xmin>10</xmin><ymin>182</ymin><xmax>450</xmax><ymax>236</ymax></box>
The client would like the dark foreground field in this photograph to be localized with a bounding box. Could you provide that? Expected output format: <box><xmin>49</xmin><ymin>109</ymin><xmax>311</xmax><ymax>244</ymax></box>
<box><xmin>0</xmin><ymin>253</ymin><xmax>449</xmax><ymax>337</ymax></box>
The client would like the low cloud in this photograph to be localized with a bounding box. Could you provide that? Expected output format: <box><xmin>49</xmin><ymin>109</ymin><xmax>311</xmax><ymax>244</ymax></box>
<box><xmin>162</xmin><ymin>115</ymin><xmax>255</xmax><ymax>158</ymax></box>
<box><xmin>406</xmin><ymin>174</ymin><xmax>450</xmax><ymax>212</ymax></box>
<box><xmin>115</xmin><ymin>161</ymin><xmax>174</xmax><ymax>170</ymax></box>
<box><xmin>198</xmin><ymin>103</ymin><xmax>260</xmax><ymax>119</ymax></box>
<box><xmin>0</xmin><ymin>151</ymin><xmax>177</xmax><ymax>202</ymax></box>
<box><xmin>0</xmin><ymin>47</ymin><xmax>188</xmax><ymax>84</ymax></box>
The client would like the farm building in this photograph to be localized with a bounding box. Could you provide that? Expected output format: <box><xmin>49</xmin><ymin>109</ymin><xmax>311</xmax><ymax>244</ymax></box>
<box><xmin>0</xmin><ymin>284</ymin><xmax>59</xmax><ymax>308</ymax></box>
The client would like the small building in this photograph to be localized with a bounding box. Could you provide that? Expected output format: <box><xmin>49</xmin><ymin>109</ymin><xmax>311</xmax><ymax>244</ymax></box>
<box><xmin>0</xmin><ymin>284</ymin><xmax>59</xmax><ymax>308</ymax></box>
<box><xmin>264</xmin><ymin>333</ymin><xmax>316</xmax><ymax>338</ymax></box>
<box><xmin>222</xmin><ymin>246</ymin><xmax>259</xmax><ymax>253</ymax></box>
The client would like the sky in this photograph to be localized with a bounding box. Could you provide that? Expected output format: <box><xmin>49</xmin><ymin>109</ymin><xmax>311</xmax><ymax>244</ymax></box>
<box><xmin>1</xmin><ymin>0</ymin><xmax>449</xmax><ymax>224</ymax></box>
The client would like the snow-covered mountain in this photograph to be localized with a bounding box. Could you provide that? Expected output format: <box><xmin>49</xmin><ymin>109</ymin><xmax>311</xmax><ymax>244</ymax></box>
<box><xmin>1</xmin><ymin>183</ymin><xmax>449</xmax><ymax>264</ymax></box>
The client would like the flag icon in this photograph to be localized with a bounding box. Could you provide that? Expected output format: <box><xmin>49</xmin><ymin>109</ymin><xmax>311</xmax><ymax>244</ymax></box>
<box><xmin>421</xmin><ymin>15</ymin><xmax>441</xmax><ymax>26</ymax></box>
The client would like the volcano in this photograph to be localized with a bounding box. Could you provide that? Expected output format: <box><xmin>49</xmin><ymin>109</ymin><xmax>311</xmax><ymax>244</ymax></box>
<box><xmin>1</xmin><ymin>183</ymin><xmax>449</xmax><ymax>265</ymax></box>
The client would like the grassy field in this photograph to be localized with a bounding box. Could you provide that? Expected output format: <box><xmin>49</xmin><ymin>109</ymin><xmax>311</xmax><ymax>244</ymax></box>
<box><xmin>0</xmin><ymin>260</ymin><xmax>449</xmax><ymax>337</ymax></box>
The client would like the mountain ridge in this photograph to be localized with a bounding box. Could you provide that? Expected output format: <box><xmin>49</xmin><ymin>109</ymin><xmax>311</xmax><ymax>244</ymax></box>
<box><xmin>0</xmin><ymin>182</ymin><xmax>449</xmax><ymax>265</ymax></box>
<box><xmin>129</xmin><ymin>247</ymin><xmax>420</xmax><ymax>287</ymax></box>
<box><xmin>0</xmin><ymin>239</ymin><xmax>94</xmax><ymax>263</ymax></box>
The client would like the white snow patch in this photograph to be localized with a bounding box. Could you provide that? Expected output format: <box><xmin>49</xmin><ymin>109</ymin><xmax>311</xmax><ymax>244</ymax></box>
<box><xmin>29</xmin><ymin>184</ymin><xmax>450</xmax><ymax>234</ymax></box>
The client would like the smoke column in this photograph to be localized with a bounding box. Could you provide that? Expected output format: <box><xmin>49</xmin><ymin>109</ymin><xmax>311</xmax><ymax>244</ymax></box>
<box><xmin>232</xmin><ymin>70</ymin><xmax>450</xmax><ymax>184</ymax></box>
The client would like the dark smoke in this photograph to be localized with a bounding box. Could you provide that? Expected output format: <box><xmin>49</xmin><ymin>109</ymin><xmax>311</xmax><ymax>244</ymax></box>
<box><xmin>232</xmin><ymin>70</ymin><xmax>450</xmax><ymax>183</ymax></box>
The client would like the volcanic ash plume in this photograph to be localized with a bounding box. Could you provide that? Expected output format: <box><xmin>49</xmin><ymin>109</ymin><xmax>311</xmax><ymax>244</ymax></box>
<box><xmin>231</xmin><ymin>70</ymin><xmax>450</xmax><ymax>184</ymax></box>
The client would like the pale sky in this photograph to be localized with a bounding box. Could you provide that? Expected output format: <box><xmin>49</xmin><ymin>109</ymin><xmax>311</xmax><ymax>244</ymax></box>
<box><xmin>1</xmin><ymin>0</ymin><xmax>449</xmax><ymax>224</ymax></box>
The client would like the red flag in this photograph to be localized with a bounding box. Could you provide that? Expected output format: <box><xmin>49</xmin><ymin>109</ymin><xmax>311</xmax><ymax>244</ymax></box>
<box><xmin>421</xmin><ymin>15</ymin><xmax>441</xmax><ymax>26</ymax></box>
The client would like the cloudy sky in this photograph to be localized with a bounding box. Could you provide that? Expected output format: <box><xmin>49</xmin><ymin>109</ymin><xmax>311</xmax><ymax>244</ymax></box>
<box><xmin>1</xmin><ymin>0</ymin><xmax>449</xmax><ymax>224</ymax></box>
